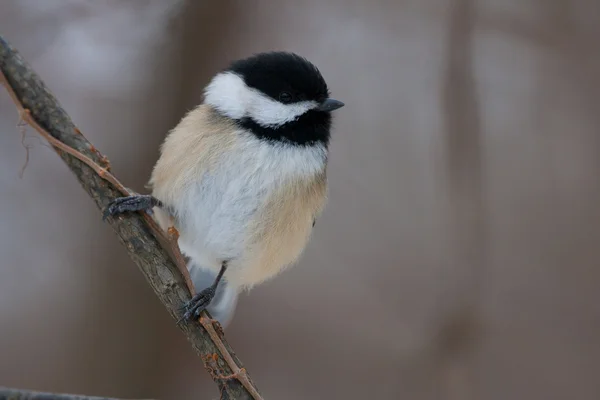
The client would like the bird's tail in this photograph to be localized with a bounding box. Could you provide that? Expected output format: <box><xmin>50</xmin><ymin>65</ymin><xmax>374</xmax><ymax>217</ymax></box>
<box><xmin>188</xmin><ymin>261</ymin><xmax>239</xmax><ymax>327</ymax></box>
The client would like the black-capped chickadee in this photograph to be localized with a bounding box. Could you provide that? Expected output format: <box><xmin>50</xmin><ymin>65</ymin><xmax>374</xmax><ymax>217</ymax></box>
<box><xmin>104</xmin><ymin>52</ymin><xmax>344</xmax><ymax>326</ymax></box>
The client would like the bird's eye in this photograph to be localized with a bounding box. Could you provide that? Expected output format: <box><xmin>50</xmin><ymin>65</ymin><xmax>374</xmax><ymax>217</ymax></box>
<box><xmin>279</xmin><ymin>91</ymin><xmax>293</xmax><ymax>104</ymax></box>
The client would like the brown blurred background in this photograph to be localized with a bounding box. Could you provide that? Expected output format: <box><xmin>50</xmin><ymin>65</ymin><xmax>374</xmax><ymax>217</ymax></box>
<box><xmin>1</xmin><ymin>0</ymin><xmax>599</xmax><ymax>399</ymax></box>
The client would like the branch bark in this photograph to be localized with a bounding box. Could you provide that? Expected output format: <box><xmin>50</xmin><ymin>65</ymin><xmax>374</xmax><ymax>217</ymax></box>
<box><xmin>0</xmin><ymin>386</ymin><xmax>153</xmax><ymax>400</ymax></box>
<box><xmin>0</xmin><ymin>35</ymin><xmax>261</xmax><ymax>400</ymax></box>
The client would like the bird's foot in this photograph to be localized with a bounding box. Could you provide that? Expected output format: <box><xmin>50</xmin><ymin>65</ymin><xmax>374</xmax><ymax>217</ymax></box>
<box><xmin>179</xmin><ymin>286</ymin><xmax>217</xmax><ymax>322</ymax></box>
<box><xmin>102</xmin><ymin>195</ymin><xmax>162</xmax><ymax>221</ymax></box>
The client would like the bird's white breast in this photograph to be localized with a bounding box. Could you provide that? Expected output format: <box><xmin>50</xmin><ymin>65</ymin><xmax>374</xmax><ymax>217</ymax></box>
<box><xmin>172</xmin><ymin>130</ymin><xmax>327</xmax><ymax>273</ymax></box>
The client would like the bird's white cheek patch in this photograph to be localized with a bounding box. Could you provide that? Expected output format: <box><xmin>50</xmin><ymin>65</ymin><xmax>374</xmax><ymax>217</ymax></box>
<box><xmin>249</xmin><ymin>97</ymin><xmax>316</xmax><ymax>127</ymax></box>
<box><xmin>204</xmin><ymin>71</ymin><xmax>317</xmax><ymax>127</ymax></box>
<box><xmin>204</xmin><ymin>72</ymin><xmax>248</xmax><ymax>120</ymax></box>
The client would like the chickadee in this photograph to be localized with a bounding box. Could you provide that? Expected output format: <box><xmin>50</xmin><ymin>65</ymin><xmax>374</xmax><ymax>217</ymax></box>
<box><xmin>104</xmin><ymin>52</ymin><xmax>344</xmax><ymax>325</ymax></box>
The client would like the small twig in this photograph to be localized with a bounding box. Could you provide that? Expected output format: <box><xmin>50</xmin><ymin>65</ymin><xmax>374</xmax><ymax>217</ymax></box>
<box><xmin>199</xmin><ymin>316</ymin><xmax>261</xmax><ymax>399</ymax></box>
<box><xmin>18</xmin><ymin>115</ymin><xmax>31</xmax><ymax>178</ymax></box>
<box><xmin>0</xmin><ymin>35</ymin><xmax>262</xmax><ymax>399</ymax></box>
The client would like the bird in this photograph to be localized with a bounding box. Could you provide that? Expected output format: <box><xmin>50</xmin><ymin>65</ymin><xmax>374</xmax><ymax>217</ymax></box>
<box><xmin>103</xmin><ymin>52</ymin><xmax>344</xmax><ymax>326</ymax></box>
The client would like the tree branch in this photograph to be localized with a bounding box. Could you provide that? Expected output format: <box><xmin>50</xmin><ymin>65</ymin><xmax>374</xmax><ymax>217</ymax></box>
<box><xmin>0</xmin><ymin>35</ymin><xmax>261</xmax><ymax>400</ymax></box>
<box><xmin>0</xmin><ymin>386</ymin><xmax>154</xmax><ymax>400</ymax></box>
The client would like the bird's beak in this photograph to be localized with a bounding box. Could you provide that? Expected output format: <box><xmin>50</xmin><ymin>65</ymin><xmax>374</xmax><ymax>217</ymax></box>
<box><xmin>316</xmin><ymin>98</ymin><xmax>345</xmax><ymax>112</ymax></box>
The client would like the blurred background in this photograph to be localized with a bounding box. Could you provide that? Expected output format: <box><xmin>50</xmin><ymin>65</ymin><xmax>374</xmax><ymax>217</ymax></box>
<box><xmin>1</xmin><ymin>0</ymin><xmax>599</xmax><ymax>399</ymax></box>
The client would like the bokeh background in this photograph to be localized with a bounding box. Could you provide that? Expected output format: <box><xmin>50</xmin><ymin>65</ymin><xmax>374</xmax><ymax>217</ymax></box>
<box><xmin>1</xmin><ymin>1</ymin><xmax>599</xmax><ymax>399</ymax></box>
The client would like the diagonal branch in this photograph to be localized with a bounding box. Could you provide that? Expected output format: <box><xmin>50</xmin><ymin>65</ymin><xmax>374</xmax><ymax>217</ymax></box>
<box><xmin>0</xmin><ymin>35</ymin><xmax>262</xmax><ymax>400</ymax></box>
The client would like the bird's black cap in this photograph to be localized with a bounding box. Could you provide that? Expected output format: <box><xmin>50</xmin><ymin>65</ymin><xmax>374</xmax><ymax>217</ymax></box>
<box><xmin>226</xmin><ymin>51</ymin><xmax>330</xmax><ymax>104</ymax></box>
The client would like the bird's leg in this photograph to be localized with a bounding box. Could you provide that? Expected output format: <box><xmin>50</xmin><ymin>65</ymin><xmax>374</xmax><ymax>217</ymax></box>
<box><xmin>102</xmin><ymin>194</ymin><xmax>164</xmax><ymax>221</ymax></box>
<box><xmin>181</xmin><ymin>261</ymin><xmax>228</xmax><ymax>321</ymax></box>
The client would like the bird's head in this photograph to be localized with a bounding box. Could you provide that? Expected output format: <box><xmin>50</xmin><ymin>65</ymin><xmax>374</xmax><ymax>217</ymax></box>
<box><xmin>204</xmin><ymin>51</ymin><xmax>344</xmax><ymax>146</ymax></box>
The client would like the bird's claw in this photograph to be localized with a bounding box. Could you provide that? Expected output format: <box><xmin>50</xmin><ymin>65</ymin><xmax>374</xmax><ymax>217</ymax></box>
<box><xmin>178</xmin><ymin>286</ymin><xmax>217</xmax><ymax>323</ymax></box>
<box><xmin>102</xmin><ymin>195</ymin><xmax>161</xmax><ymax>221</ymax></box>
